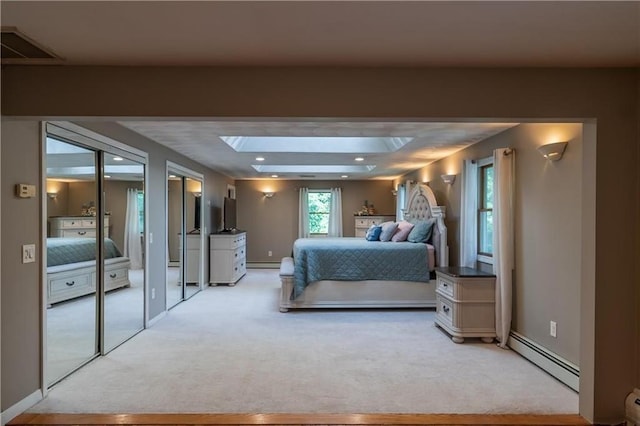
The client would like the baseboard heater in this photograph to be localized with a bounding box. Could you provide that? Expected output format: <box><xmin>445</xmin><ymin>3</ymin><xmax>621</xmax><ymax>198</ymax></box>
<box><xmin>508</xmin><ymin>331</ymin><xmax>579</xmax><ymax>392</ymax></box>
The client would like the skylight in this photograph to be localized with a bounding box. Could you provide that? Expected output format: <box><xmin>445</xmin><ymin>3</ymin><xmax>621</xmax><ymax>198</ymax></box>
<box><xmin>252</xmin><ymin>165</ymin><xmax>376</xmax><ymax>174</ymax></box>
<box><xmin>221</xmin><ymin>136</ymin><xmax>413</xmax><ymax>153</ymax></box>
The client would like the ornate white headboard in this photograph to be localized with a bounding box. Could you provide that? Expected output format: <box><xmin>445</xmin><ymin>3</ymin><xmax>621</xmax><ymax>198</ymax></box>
<box><xmin>404</xmin><ymin>183</ymin><xmax>449</xmax><ymax>267</ymax></box>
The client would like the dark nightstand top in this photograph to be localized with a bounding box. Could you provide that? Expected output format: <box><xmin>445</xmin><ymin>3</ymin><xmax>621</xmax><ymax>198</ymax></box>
<box><xmin>435</xmin><ymin>266</ymin><xmax>496</xmax><ymax>278</ymax></box>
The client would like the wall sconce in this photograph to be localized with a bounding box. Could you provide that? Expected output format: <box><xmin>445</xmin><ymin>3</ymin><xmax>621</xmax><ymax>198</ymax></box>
<box><xmin>538</xmin><ymin>142</ymin><xmax>568</xmax><ymax>161</ymax></box>
<box><xmin>263</xmin><ymin>191</ymin><xmax>275</xmax><ymax>198</ymax></box>
<box><xmin>47</xmin><ymin>192</ymin><xmax>57</xmax><ymax>200</ymax></box>
<box><xmin>441</xmin><ymin>174</ymin><xmax>456</xmax><ymax>185</ymax></box>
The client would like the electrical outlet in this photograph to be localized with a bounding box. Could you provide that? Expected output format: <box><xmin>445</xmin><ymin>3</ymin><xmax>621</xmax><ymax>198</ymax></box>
<box><xmin>550</xmin><ymin>321</ymin><xmax>557</xmax><ymax>338</ymax></box>
<box><xmin>149</xmin><ymin>232</ymin><xmax>153</xmax><ymax>244</ymax></box>
<box><xmin>268</xmin><ymin>250</ymin><xmax>272</xmax><ymax>257</ymax></box>
<box><xmin>151</xmin><ymin>288</ymin><xmax>156</xmax><ymax>299</ymax></box>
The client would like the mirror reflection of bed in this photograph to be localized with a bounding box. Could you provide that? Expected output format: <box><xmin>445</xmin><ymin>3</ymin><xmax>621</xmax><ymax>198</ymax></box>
<box><xmin>45</xmin><ymin>136</ymin><xmax>145</xmax><ymax>385</ymax></box>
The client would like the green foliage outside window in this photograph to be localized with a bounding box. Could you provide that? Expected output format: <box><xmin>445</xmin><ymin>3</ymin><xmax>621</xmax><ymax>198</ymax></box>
<box><xmin>308</xmin><ymin>191</ymin><xmax>331</xmax><ymax>234</ymax></box>
<box><xmin>137</xmin><ymin>191</ymin><xmax>144</xmax><ymax>232</ymax></box>
<box><xmin>479</xmin><ymin>165</ymin><xmax>493</xmax><ymax>255</ymax></box>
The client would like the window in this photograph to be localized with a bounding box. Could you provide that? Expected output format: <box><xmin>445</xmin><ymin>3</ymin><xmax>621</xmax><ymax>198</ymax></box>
<box><xmin>308</xmin><ymin>191</ymin><xmax>331</xmax><ymax>235</ymax></box>
<box><xmin>137</xmin><ymin>191</ymin><xmax>144</xmax><ymax>232</ymax></box>
<box><xmin>478</xmin><ymin>161</ymin><xmax>494</xmax><ymax>259</ymax></box>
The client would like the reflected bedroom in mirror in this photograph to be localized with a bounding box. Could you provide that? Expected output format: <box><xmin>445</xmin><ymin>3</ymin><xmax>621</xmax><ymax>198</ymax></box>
<box><xmin>45</xmin><ymin>136</ymin><xmax>145</xmax><ymax>385</ymax></box>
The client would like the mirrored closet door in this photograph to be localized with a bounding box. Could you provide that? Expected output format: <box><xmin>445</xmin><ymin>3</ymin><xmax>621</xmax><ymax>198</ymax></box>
<box><xmin>166</xmin><ymin>170</ymin><xmax>185</xmax><ymax>309</ymax></box>
<box><xmin>45</xmin><ymin>136</ymin><xmax>99</xmax><ymax>385</ymax></box>
<box><xmin>102</xmin><ymin>151</ymin><xmax>145</xmax><ymax>352</ymax></box>
<box><xmin>44</xmin><ymin>123</ymin><xmax>148</xmax><ymax>387</ymax></box>
<box><xmin>184</xmin><ymin>177</ymin><xmax>203</xmax><ymax>300</ymax></box>
<box><xmin>166</xmin><ymin>165</ymin><xmax>204</xmax><ymax>309</ymax></box>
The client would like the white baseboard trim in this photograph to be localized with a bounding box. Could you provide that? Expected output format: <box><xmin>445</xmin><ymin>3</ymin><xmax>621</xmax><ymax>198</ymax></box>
<box><xmin>147</xmin><ymin>310</ymin><xmax>167</xmax><ymax>327</ymax></box>
<box><xmin>247</xmin><ymin>262</ymin><xmax>281</xmax><ymax>269</ymax></box>
<box><xmin>1</xmin><ymin>389</ymin><xmax>42</xmax><ymax>426</ymax></box>
<box><xmin>508</xmin><ymin>331</ymin><xmax>579</xmax><ymax>392</ymax></box>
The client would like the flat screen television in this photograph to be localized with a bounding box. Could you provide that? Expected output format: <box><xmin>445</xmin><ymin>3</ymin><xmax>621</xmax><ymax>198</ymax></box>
<box><xmin>223</xmin><ymin>197</ymin><xmax>237</xmax><ymax>231</ymax></box>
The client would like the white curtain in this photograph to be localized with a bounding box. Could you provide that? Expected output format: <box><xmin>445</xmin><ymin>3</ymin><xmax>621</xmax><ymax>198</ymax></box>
<box><xmin>124</xmin><ymin>188</ymin><xmax>143</xmax><ymax>270</ymax></box>
<box><xmin>395</xmin><ymin>183</ymin><xmax>406</xmax><ymax>220</ymax></box>
<box><xmin>298</xmin><ymin>187</ymin><xmax>310</xmax><ymax>238</ymax></box>
<box><xmin>493</xmin><ymin>148</ymin><xmax>515</xmax><ymax>348</ymax></box>
<box><xmin>460</xmin><ymin>159</ymin><xmax>478</xmax><ymax>267</ymax></box>
<box><xmin>328</xmin><ymin>187</ymin><xmax>343</xmax><ymax>237</ymax></box>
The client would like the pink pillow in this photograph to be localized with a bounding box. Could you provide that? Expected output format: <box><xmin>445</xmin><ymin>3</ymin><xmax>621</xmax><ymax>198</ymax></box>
<box><xmin>391</xmin><ymin>220</ymin><xmax>415</xmax><ymax>242</ymax></box>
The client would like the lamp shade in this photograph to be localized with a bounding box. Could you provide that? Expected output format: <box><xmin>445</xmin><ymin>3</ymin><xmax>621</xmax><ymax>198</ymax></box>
<box><xmin>441</xmin><ymin>174</ymin><xmax>456</xmax><ymax>185</ymax></box>
<box><xmin>538</xmin><ymin>142</ymin><xmax>568</xmax><ymax>161</ymax></box>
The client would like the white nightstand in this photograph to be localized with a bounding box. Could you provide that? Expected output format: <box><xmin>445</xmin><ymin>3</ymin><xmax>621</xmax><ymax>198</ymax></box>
<box><xmin>435</xmin><ymin>266</ymin><xmax>496</xmax><ymax>344</ymax></box>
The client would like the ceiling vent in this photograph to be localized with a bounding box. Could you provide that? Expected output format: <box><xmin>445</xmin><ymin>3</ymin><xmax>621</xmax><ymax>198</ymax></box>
<box><xmin>298</xmin><ymin>174</ymin><xmax>316</xmax><ymax>178</ymax></box>
<box><xmin>1</xmin><ymin>27</ymin><xmax>62</xmax><ymax>64</ymax></box>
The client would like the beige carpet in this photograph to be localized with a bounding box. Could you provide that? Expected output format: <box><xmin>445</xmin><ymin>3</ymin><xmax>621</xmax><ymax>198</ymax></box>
<box><xmin>30</xmin><ymin>269</ymin><xmax>578</xmax><ymax>414</ymax></box>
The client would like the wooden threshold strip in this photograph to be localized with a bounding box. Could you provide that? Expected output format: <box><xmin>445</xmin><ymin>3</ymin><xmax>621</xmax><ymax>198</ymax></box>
<box><xmin>9</xmin><ymin>413</ymin><xmax>589</xmax><ymax>426</ymax></box>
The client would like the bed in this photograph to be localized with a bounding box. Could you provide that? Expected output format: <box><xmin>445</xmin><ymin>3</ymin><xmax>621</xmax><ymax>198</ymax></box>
<box><xmin>46</xmin><ymin>237</ymin><xmax>131</xmax><ymax>305</ymax></box>
<box><xmin>279</xmin><ymin>182</ymin><xmax>448</xmax><ymax>312</ymax></box>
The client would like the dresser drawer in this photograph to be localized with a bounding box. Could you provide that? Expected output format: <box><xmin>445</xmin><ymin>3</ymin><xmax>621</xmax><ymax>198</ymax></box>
<box><xmin>61</xmin><ymin>229</ymin><xmax>96</xmax><ymax>238</ymax></box>
<box><xmin>233</xmin><ymin>246</ymin><xmax>245</xmax><ymax>261</ymax></box>
<box><xmin>81</xmin><ymin>218</ymin><xmax>97</xmax><ymax>227</ymax></box>
<box><xmin>61</xmin><ymin>219</ymin><xmax>84</xmax><ymax>228</ymax></box>
<box><xmin>355</xmin><ymin>218</ymin><xmax>373</xmax><ymax>228</ymax></box>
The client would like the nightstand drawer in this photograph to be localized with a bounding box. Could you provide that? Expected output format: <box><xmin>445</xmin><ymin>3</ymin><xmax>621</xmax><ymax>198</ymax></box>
<box><xmin>437</xmin><ymin>276</ymin><xmax>454</xmax><ymax>298</ymax></box>
<box><xmin>436</xmin><ymin>295</ymin><xmax>454</xmax><ymax>327</ymax></box>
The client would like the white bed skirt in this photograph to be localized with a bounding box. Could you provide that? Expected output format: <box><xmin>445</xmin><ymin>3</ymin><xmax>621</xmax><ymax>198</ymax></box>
<box><xmin>279</xmin><ymin>257</ymin><xmax>436</xmax><ymax>312</ymax></box>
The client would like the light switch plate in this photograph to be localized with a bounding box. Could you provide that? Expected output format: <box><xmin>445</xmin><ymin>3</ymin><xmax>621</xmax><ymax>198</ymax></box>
<box><xmin>22</xmin><ymin>244</ymin><xmax>36</xmax><ymax>263</ymax></box>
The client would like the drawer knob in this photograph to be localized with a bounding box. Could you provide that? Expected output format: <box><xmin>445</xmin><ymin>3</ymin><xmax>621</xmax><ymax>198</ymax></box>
<box><xmin>78</xmin><ymin>231</ymin><xmax>86</xmax><ymax>235</ymax></box>
<box><xmin>443</xmin><ymin>305</ymin><xmax>450</xmax><ymax>313</ymax></box>
<box><xmin>109</xmin><ymin>273</ymin><xmax>117</xmax><ymax>279</ymax></box>
<box><xmin>442</xmin><ymin>282</ymin><xmax>448</xmax><ymax>287</ymax></box>
<box><xmin>66</xmin><ymin>281</ymin><xmax>75</xmax><ymax>286</ymax></box>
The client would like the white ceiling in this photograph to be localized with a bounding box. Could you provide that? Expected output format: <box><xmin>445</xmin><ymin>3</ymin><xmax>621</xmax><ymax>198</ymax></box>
<box><xmin>3</xmin><ymin>1</ymin><xmax>637</xmax><ymax>180</ymax></box>
<box><xmin>118</xmin><ymin>121</ymin><xmax>517</xmax><ymax>180</ymax></box>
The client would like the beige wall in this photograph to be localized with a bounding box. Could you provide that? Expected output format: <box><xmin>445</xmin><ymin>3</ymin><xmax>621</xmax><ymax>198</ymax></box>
<box><xmin>236</xmin><ymin>179</ymin><xmax>395</xmax><ymax>262</ymax></box>
<box><xmin>45</xmin><ymin>180</ymin><xmax>69</xmax><ymax>217</ymax></box>
<box><xmin>1</xmin><ymin>67</ymin><xmax>638</xmax><ymax>423</ymax></box>
<box><xmin>398</xmin><ymin>123</ymin><xmax>583</xmax><ymax>364</ymax></box>
<box><xmin>1</xmin><ymin>120</ymin><xmax>42</xmax><ymax>411</ymax></box>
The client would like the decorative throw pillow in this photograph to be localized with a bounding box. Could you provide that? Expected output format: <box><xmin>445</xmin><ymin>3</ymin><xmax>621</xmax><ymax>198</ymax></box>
<box><xmin>365</xmin><ymin>225</ymin><xmax>382</xmax><ymax>241</ymax></box>
<box><xmin>379</xmin><ymin>221</ymin><xmax>399</xmax><ymax>242</ymax></box>
<box><xmin>407</xmin><ymin>218</ymin><xmax>436</xmax><ymax>243</ymax></box>
<box><xmin>391</xmin><ymin>220</ymin><xmax>415</xmax><ymax>242</ymax></box>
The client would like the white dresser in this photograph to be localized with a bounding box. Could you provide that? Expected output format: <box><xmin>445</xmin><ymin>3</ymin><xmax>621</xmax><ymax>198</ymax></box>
<box><xmin>354</xmin><ymin>215</ymin><xmax>395</xmax><ymax>237</ymax></box>
<box><xmin>49</xmin><ymin>216</ymin><xmax>110</xmax><ymax>238</ymax></box>
<box><xmin>209</xmin><ymin>231</ymin><xmax>246</xmax><ymax>286</ymax></box>
<box><xmin>435</xmin><ymin>267</ymin><xmax>496</xmax><ymax>344</ymax></box>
